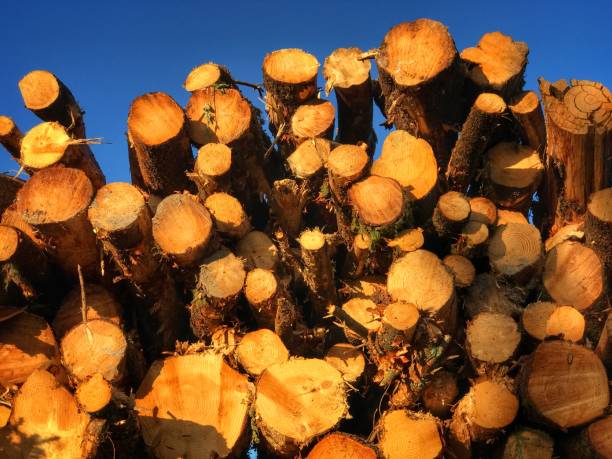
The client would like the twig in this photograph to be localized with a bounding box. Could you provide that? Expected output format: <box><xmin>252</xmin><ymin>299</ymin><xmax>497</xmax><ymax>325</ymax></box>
<box><xmin>263</xmin><ymin>122</ymin><xmax>286</xmax><ymax>160</ymax></box>
<box><xmin>233</xmin><ymin>80</ymin><xmax>264</xmax><ymax>97</ymax></box>
<box><xmin>78</xmin><ymin>264</ymin><xmax>93</xmax><ymax>343</ymax></box>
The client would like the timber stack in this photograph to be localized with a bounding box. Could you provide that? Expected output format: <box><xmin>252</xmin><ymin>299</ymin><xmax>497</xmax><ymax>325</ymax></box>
<box><xmin>0</xmin><ymin>17</ymin><xmax>610</xmax><ymax>459</ymax></box>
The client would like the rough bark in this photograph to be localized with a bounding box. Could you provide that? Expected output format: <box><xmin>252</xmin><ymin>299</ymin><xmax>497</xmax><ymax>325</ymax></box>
<box><xmin>584</xmin><ymin>187</ymin><xmax>612</xmax><ymax>280</ymax></box>
<box><xmin>0</xmin><ymin>116</ymin><xmax>23</xmax><ymax>163</ymax></box>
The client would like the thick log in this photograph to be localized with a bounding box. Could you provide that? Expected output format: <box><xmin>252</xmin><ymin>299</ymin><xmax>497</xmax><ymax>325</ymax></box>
<box><xmin>375</xmin><ymin>19</ymin><xmax>465</xmax><ymax>167</ymax></box>
<box><xmin>254</xmin><ymin>358</ymin><xmax>347</xmax><ymax>457</ymax></box>
<box><xmin>522</xmin><ymin>301</ymin><xmax>585</xmax><ymax>343</ymax></box>
<box><xmin>485</xmin><ymin>142</ymin><xmax>543</xmax><ymax>210</ymax></box>
<box><xmin>20</xmin><ymin>122</ymin><xmax>105</xmax><ymax>189</ymax></box>
<box><xmin>584</xmin><ymin>187</ymin><xmax>612</xmax><ymax>278</ymax></box>
<box><xmin>0</xmin><ymin>116</ymin><xmax>22</xmax><ymax>163</ymax></box>
<box><xmin>152</xmin><ymin>193</ymin><xmax>214</xmax><ymax>269</ymax></box>
<box><xmin>466</xmin><ymin>312</ymin><xmax>520</xmax><ymax>369</ymax></box>
<box><xmin>16</xmin><ymin>167</ymin><xmax>99</xmax><ymax>278</ymax></box>
<box><xmin>307</xmin><ymin>432</ymin><xmax>380</xmax><ymax>459</ymax></box>
<box><xmin>262</xmin><ymin>48</ymin><xmax>319</xmax><ymax>136</ymax></box>
<box><xmin>561</xmin><ymin>415</ymin><xmax>612</xmax><ymax>459</ymax></box>
<box><xmin>501</xmin><ymin>428</ymin><xmax>553</xmax><ymax>459</ymax></box>
<box><xmin>539</xmin><ymin>78</ymin><xmax>612</xmax><ymax>231</ymax></box>
<box><xmin>236</xmin><ymin>230</ymin><xmax>279</xmax><ymax>271</ymax></box>
<box><xmin>348</xmin><ymin>175</ymin><xmax>405</xmax><ymax>228</ymax></box>
<box><xmin>204</xmin><ymin>192</ymin><xmax>251</xmax><ymax>239</ymax></box>
<box><xmin>127</xmin><ymin>92</ymin><xmax>194</xmax><ymax>196</ymax></box>
<box><xmin>88</xmin><ymin>182</ymin><xmax>186</xmax><ymax>354</ymax></box>
<box><xmin>0</xmin><ymin>370</ymin><xmax>104</xmax><ymax>459</ymax></box>
<box><xmin>323</xmin><ymin>47</ymin><xmax>375</xmax><ymax>149</ymax></box>
<box><xmin>377</xmin><ymin>410</ymin><xmax>443</xmax><ymax>459</ymax></box>
<box><xmin>520</xmin><ymin>341</ymin><xmax>609</xmax><ymax>429</ymax></box>
<box><xmin>235</xmin><ymin>329</ymin><xmax>289</xmax><ymax>376</ymax></box>
<box><xmin>0</xmin><ymin>311</ymin><xmax>60</xmax><ymax>386</ymax></box>
<box><xmin>461</xmin><ymin>31</ymin><xmax>528</xmax><ymax>98</ymax></box>
<box><xmin>287</xmin><ymin>138</ymin><xmax>330</xmax><ymax>180</ymax></box>
<box><xmin>446</xmin><ymin>93</ymin><xmax>507</xmax><ymax>192</ymax></box>
<box><xmin>135</xmin><ymin>352</ymin><xmax>252</xmax><ymax>459</ymax></box>
<box><xmin>291</xmin><ymin>100</ymin><xmax>335</xmax><ymax>144</ymax></box>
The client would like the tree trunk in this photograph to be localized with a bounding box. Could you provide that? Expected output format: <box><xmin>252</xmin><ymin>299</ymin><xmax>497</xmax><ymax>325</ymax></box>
<box><xmin>538</xmin><ymin>78</ymin><xmax>612</xmax><ymax>232</ymax></box>
<box><xmin>445</xmin><ymin>93</ymin><xmax>506</xmax><ymax>192</ymax></box>
<box><xmin>375</xmin><ymin>19</ymin><xmax>465</xmax><ymax>168</ymax></box>
<box><xmin>307</xmin><ymin>432</ymin><xmax>380</xmax><ymax>459</ymax></box>
<box><xmin>376</xmin><ymin>410</ymin><xmax>443</xmax><ymax>459</ymax></box>
<box><xmin>127</xmin><ymin>92</ymin><xmax>194</xmax><ymax>197</ymax></box>
<box><xmin>508</xmin><ymin>90</ymin><xmax>546</xmax><ymax>152</ymax></box>
<box><xmin>323</xmin><ymin>47</ymin><xmax>375</xmax><ymax>151</ymax></box>
<box><xmin>349</xmin><ymin>175</ymin><xmax>406</xmax><ymax>229</ymax></box>
<box><xmin>15</xmin><ymin>167</ymin><xmax>99</xmax><ymax>278</ymax></box>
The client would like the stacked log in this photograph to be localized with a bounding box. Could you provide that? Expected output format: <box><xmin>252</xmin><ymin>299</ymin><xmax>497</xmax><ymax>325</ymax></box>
<box><xmin>0</xmin><ymin>17</ymin><xmax>610</xmax><ymax>459</ymax></box>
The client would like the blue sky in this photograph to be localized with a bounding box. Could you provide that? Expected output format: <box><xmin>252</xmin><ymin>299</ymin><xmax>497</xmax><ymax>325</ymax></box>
<box><xmin>1</xmin><ymin>0</ymin><xmax>611</xmax><ymax>181</ymax></box>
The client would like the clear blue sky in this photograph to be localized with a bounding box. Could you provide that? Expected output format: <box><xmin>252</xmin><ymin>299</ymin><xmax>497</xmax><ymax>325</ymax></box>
<box><xmin>2</xmin><ymin>0</ymin><xmax>611</xmax><ymax>181</ymax></box>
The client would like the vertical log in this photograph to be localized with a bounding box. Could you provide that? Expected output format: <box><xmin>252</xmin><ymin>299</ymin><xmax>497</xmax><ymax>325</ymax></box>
<box><xmin>508</xmin><ymin>91</ymin><xmax>546</xmax><ymax>152</ymax></box>
<box><xmin>375</xmin><ymin>19</ymin><xmax>465</xmax><ymax>167</ymax></box>
<box><xmin>127</xmin><ymin>92</ymin><xmax>194</xmax><ymax>197</ymax></box>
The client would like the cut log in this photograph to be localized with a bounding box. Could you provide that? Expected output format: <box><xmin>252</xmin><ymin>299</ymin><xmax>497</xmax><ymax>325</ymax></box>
<box><xmin>0</xmin><ymin>116</ymin><xmax>22</xmax><ymax>162</ymax></box>
<box><xmin>204</xmin><ymin>192</ymin><xmax>251</xmax><ymax>239</ymax></box>
<box><xmin>421</xmin><ymin>370</ymin><xmax>458</xmax><ymax>418</ymax></box>
<box><xmin>497</xmin><ymin>209</ymin><xmax>528</xmax><ymax>225</ymax></box>
<box><xmin>191</xmin><ymin>143</ymin><xmax>232</xmax><ymax>197</ymax></box>
<box><xmin>508</xmin><ymin>90</ymin><xmax>546</xmax><ymax>152</ymax></box>
<box><xmin>562</xmin><ymin>414</ymin><xmax>612</xmax><ymax>459</ymax></box>
<box><xmin>127</xmin><ymin>92</ymin><xmax>193</xmax><ymax>196</ymax></box>
<box><xmin>0</xmin><ymin>201</ymin><xmax>42</xmax><ymax>247</ymax></box>
<box><xmin>52</xmin><ymin>283</ymin><xmax>123</xmax><ymax>340</ymax></box>
<box><xmin>339</xmin><ymin>297</ymin><xmax>382</xmax><ymax>342</ymax></box>
<box><xmin>371</xmin><ymin>130</ymin><xmax>438</xmax><ymax>215</ymax></box>
<box><xmin>287</xmin><ymin>138</ymin><xmax>330</xmax><ymax>179</ymax></box>
<box><xmin>432</xmin><ymin>190</ymin><xmax>471</xmax><ymax>237</ymax></box>
<box><xmin>0</xmin><ymin>370</ymin><xmax>103</xmax><ymax>459</ymax></box>
<box><xmin>190</xmin><ymin>247</ymin><xmax>246</xmax><ymax>338</ymax></box>
<box><xmin>262</xmin><ymin>48</ymin><xmax>319</xmax><ymax>136</ymax></box>
<box><xmin>376</xmin><ymin>301</ymin><xmax>419</xmax><ymax>352</ymax></box>
<box><xmin>386</xmin><ymin>227</ymin><xmax>425</xmax><ymax>255</ymax></box>
<box><xmin>270</xmin><ymin>178</ymin><xmax>308</xmax><ymax>237</ymax></box>
<box><xmin>464</xmin><ymin>273</ymin><xmax>521</xmax><ymax>319</ymax></box>
<box><xmin>348</xmin><ymin>175</ymin><xmax>405</xmax><ymax>228</ymax></box>
<box><xmin>542</xmin><ymin>240</ymin><xmax>604</xmax><ymax>312</ymax></box>
<box><xmin>488</xmin><ymin>223</ymin><xmax>543</xmax><ymax>286</ymax></box>
<box><xmin>446</xmin><ymin>93</ymin><xmax>507</xmax><ymax>192</ymax></box>
<box><xmin>0</xmin><ymin>311</ymin><xmax>60</xmax><ymax>386</ymax></box>
<box><xmin>387</xmin><ymin>249</ymin><xmax>456</xmax><ymax>330</ymax></box>
<box><xmin>501</xmin><ymin>428</ymin><xmax>554</xmax><ymax>459</ymax></box>
<box><xmin>183</xmin><ymin>62</ymin><xmax>234</xmax><ymax>92</ymax></box>
<box><xmin>376</xmin><ymin>19</ymin><xmax>465</xmax><ymax>167</ymax></box>
<box><xmin>522</xmin><ymin>301</ymin><xmax>563</xmax><ymax>341</ymax></box>
<box><xmin>460</xmin><ymin>32</ymin><xmax>528</xmax><ymax>98</ymax></box>
<box><xmin>18</xmin><ymin>70</ymin><xmax>86</xmax><ymax>138</ymax></box>
<box><xmin>307</xmin><ymin>432</ymin><xmax>379</xmax><ymax>459</ymax></box>
<box><xmin>76</xmin><ymin>372</ymin><xmax>112</xmax><ymax>414</ymax></box>
<box><xmin>584</xmin><ymin>187</ymin><xmax>612</xmax><ymax>278</ymax></box>
<box><xmin>254</xmin><ymin>358</ymin><xmax>347</xmax><ymax>457</ymax></box>
<box><xmin>342</xmin><ymin>233</ymin><xmax>372</xmax><ymax>278</ymax></box>
<box><xmin>377</xmin><ymin>410</ymin><xmax>443</xmax><ymax>459</ymax></box>
<box><xmin>0</xmin><ymin>225</ymin><xmax>53</xmax><ymax>301</ymax></box>
<box><xmin>88</xmin><ymin>182</ymin><xmax>186</xmax><ymax>354</ymax></box>
<box><xmin>451</xmin><ymin>220</ymin><xmax>489</xmax><ymax>258</ymax></box>
<box><xmin>60</xmin><ymin>319</ymin><xmax>127</xmax><ymax>386</ymax></box>
<box><xmin>520</xmin><ymin>340</ymin><xmax>609</xmax><ymax>429</ymax></box>
<box><xmin>323</xmin><ymin>47</ymin><xmax>375</xmax><ymax>148</ymax></box>
<box><xmin>469</xmin><ymin>196</ymin><xmax>497</xmax><ymax>226</ymax></box>
<box><xmin>299</xmin><ymin>229</ymin><xmax>337</xmax><ymax>321</ymax></box>
<box><xmin>245</xmin><ymin>268</ymin><xmax>295</xmax><ymax>338</ymax></box>
<box><xmin>443</xmin><ymin>254</ymin><xmax>476</xmax><ymax>288</ymax></box>
<box><xmin>291</xmin><ymin>100</ymin><xmax>335</xmax><ymax>142</ymax></box>
<box><xmin>545</xmin><ymin>305</ymin><xmax>585</xmax><ymax>342</ymax></box>
<box><xmin>236</xmin><ymin>230</ymin><xmax>279</xmax><ymax>271</ymax></box>
<box><xmin>16</xmin><ymin>167</ymin><xmax>99</xmax><ymax>277</ymax></box>
<box><xmin>235</xmin><ymin>329</ymin><xmax>289</xmax><ymax>376</ymax></box>
<box><xmin>466</xmin><ymin>312</ymin><xmax>520</xmax><ymax>368</ymax></box>
<box><xmin>450</xmin><ymin>377</ymin><xmax>518</xmax><ymax>445</ymax></box>
<box><xmin>539</xmin><ymin>78</ymin><xmax>612</xmax><ymax>231</ymax></box>
<box><xmin>20</xmin><ymin>121</ymin><xmax>105</xmax><ymax>189</ymax></box>
<box><xmin>485</xmin><ymin>142</ymin><xmax>543</xmax><ymax>209</ymax></box>
<box><xmin>324</xmin><ymin>343</ymin><xmax>366</xmax><ymax>384</ymax></box>
<box><xmin>135</xmin><ymin>352</ymin><xmax>252</xmax><ymax>459</ymax></box>
<box><xmin>152</xmin><ymin>193</ymin><xmax>213</xmax><ymax>268</ymax></box>
<box><xmin>327</xmin><ymin>144</ymin><xmax>369</xmax><ymax>203</ymax></box>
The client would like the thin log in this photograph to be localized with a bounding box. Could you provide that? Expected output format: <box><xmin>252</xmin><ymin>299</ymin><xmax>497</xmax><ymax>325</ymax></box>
<box><xmin>0</xmin><ymin>116</ymin><xmax>23</xmax><ymax>163</ymax></box>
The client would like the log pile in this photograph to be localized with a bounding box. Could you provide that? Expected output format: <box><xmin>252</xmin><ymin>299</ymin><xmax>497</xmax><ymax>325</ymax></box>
<box><xmin>0</xmin><ymin>18</ymin><xmax>610</xmax><ymax>459</ymax></box>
